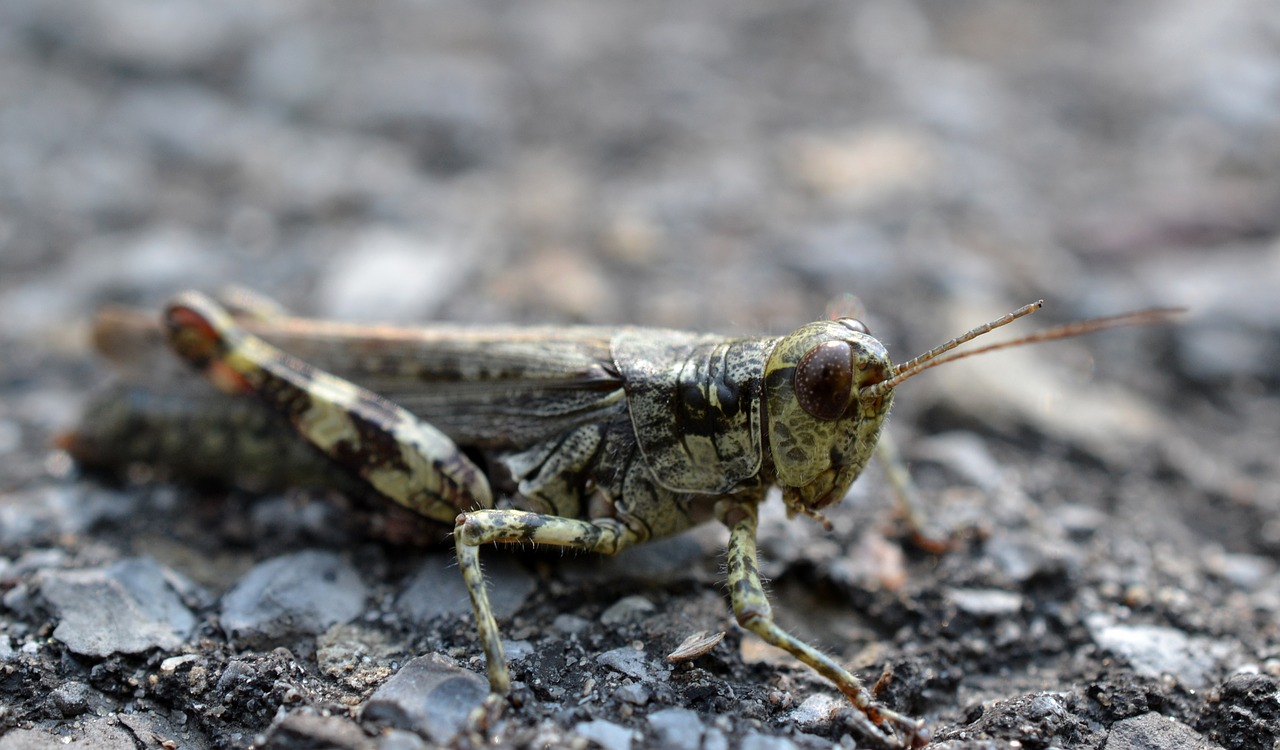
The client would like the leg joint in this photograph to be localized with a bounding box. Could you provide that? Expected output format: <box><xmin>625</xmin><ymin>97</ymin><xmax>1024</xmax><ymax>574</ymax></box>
<box><xmin>735</xmin><ymin>607</ymin><xmax>770</xmax><ymax>630</ymax></box>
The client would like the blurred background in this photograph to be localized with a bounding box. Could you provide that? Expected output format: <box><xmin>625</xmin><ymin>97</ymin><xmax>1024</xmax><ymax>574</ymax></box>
<box><xmin>4</xmin><ymin>0</ymin><xmax>1277</xmax><ymax>498</ymax></box>
<box><xmin>2</xmin><ymin>0</ymin><xmax>1276</xmax><ymax>332</ymax></box>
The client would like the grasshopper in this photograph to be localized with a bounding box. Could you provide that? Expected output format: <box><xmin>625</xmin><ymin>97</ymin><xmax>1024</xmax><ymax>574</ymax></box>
<box><xmin>73</xmin><ymin>291</ymin><xmax>1178</xmax><ymax>748</ymax></box>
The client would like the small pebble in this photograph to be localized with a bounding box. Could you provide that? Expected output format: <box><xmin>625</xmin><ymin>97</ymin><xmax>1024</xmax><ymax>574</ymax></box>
<box><xmin>1207</xmin><ymin>550</ymin><xmax>1275</xmax><ymax>591</ymax></box>
<box><xmin>614</xmin><ymin>682</ymin><xmax>650</xmax><ymax>706</ymax></box>
<box><xmin>394</xmin><ymin>554</ymin><xmax>473</xmax><ymax>622</ymax></box>
<box><xmin>597</xmin><ymin>646</ymin><xmax>662</xmax><ymax>682</ymax></box>
<box><xmin>600</xmin><ymin>595</ymin><xmax>656</xmax><ymax>626</ymax></box>
<box><xmin>262</xmin><ymin>713</ymin><xmax>374</xmax><ymax>750</ymax></box>
<box><xmin>38</xmin><ymin>557</ymin><xmax>196</xmax><ymax>657</ymax></box>
<box><xmin>701</xmin><ymin>727</ymin><xmax>730</xmax><ymax>750</ymax></box>
<box><xmin>914</xmin><ymin>431</ymin><xmax>1005</xmax><ymax>491</ymax></box>
<box><xmin>221</xmin><ymin>551</ymin><xmax>367</xmax><ymax>644</ymax></box>
<box><xmin>397</xmin><ymin>552</ymin><xmax>534</xmax><ymax>624</ymax></box>
<box><xmin>573</xmin><ymin>719</ymin><xmax>633</xmax><ymax>750</ymax></box>
<box><xmin>947</xmin><ymin>588</ymin><xmax>1024</xmax><ymax>618</ymax></box>
<box><xmin>646</xmin><ymin>707</ymin><xmax>704</xmax><ymax>750</ymax></box>
<box><xmin>1050</xmin><ymin>504</ymin><xmax>1109</xmax><ymax>540</ymax></box>
<box><xmin>1103</xmin><ymin>711</ymin><xmax>1210</xmax><ymax>750</ymax></box>
<box><xmin>362</xmin><ymin>654</ymin><xmax>488</xmax><ymax>745</ymax></box>
<box><xmin>1089</xmin><ymin>620</ymin><xmax>1227</xmax><ymax>689</ymax></box>
<box><xmin>504</xmin><ymin>639</ymin><xmax>534</xmax><ymax>662</ymax></box>
<box><xmin>160</xmin><ymin>654</ymin><xmax>201</xmax><ymax>672</ymax></box>
<box><xmin>50</xmin><ymin>681</ymin><xmax>92</xmax><ymax>717</ymax></box>
<box><xmin>553</xmin><ymin>614</ymin><xmax>591</xmax><ymax>635</ymax></box>
<box><xmin>786</xmin><ymin>694</ymin><xmax>841</xmax><ymax>730</ymax></box>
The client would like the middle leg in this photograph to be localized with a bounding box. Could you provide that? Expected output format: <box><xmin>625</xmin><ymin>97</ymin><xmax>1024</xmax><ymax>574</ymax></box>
<box><xmin>454</xmin><ymin>509</ymin><xmax>642</xmax><ymax>694</ymax></box>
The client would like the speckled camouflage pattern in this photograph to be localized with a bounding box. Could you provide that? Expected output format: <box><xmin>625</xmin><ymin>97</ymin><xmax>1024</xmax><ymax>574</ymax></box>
<box><xmin>152</xmin><ymin>290</ymin><xmax>924</xmax><ymax>747</ymax></box>
<box><xmin>764</xmin><ymin>320</ymin><xmax>895</xmax><ymax>516</ymax></box>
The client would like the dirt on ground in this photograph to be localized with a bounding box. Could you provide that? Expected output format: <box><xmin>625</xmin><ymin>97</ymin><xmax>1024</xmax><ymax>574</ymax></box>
<box><xmin>2</xmin><ymin>2</ymin><xmax>1279</xmax><ymax>749</ymax></box>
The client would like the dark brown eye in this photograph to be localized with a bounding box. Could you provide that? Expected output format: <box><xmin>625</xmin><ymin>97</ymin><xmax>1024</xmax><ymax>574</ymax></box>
<box><xmin>795</xmin><ymin>340</ymin><xmax>854</xmax><ymax>420</ymax></box>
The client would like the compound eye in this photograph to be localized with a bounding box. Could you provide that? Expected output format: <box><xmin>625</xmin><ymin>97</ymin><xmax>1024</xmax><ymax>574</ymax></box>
<box><xmin>795</xmin><ymin>340</ymin><xmax>854</xmax><ymax>420</ymax></box>
<box><xmin>844</xmin><ymin>319</ymin><xmax>869</xmax><ymax>335</ymax></box>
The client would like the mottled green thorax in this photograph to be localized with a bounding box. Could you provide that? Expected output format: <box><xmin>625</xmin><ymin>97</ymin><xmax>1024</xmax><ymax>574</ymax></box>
<box><xmin>617</xmin><ymin>330</ymin><xmax>773</xmax><ymax>495</ymax></box>
<box><xmin>763</xmin><ymin>319</ymin><xmax>894</xmax><ymax>517</ymax></box>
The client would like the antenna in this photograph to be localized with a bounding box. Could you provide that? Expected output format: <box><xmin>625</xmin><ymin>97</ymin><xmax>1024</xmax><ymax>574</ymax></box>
<box><xmin>861</xmin><ymin>303</ymin><xmax>1185</xmax><ymax>403</ymax></box>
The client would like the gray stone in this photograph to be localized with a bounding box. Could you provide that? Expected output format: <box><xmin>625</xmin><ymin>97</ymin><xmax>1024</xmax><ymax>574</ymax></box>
<box><xmin>600</xmin><ymin>595</ymin><xmax>656</xmax><ymax>626</ymax></box>
<box><xmin>38</xmin><ymin>557</ymin><xmax>196</xmax><ymax>657</ymax></box>
<box><xmin>554</xmin><ymin>613</ymin><xmax>591</xmax><ymax>635</ymax></box>
<box><xmin>1210</xmin><ymin>552</ymin><xmax>1275</xmax><ymax>591</ymax></box>
<box><xmin>13</xmin><ymin>549</ymin><xmax>69</xmax><ymax>575</ymax></box>
<box><xmin>395</xmin><ymin>554</ymin><xmax>470</xmax><ymax>621</ymax></box>
<box><xmin>786</xmin><ymin>694</ymin><xmax>841</xmax><ymax>730</ymax></box>
<box><xmin>741</xmin><ymin>732</ymin><xmax>799</xmax><ymax>750</ymax></box>
<box><xmin>614</xmin><ymin>682</ymin><xmax>651</xmax><ymax>706</ymax></box>
<box><xmin>0</xmin><ymin>717</ymin><xmax>136</xmax><ymax>749</ymax></box>
<box><xmin>598</xmin><ymin>645</ymin><xmax>666</xmax><ymax>682</ymax></box>
<box><xmin>1050</xmin><ymin>504</ymin><xmax>1109</xmax><ymax>540</ymax></box>
<box><xmin>1089</xmin><ymin>620</ymin><xmax>1226</xmax><ymax>689</ymax></box>
<box><xmin>986</xmin><ymin>535</ymin><xmax>1068</xmax><ymax>584</ymax></box>
<box><xmin>504</xmin><ymin>639</ymin><xmax>534</xmax><ymax>662</ymax></box>
<box><xmin>216</xmin><ymin>659</ymin><xmax>257</xmax><ymax>693</ymax></box>
<box><xmin>397</xmin><ymin>552</ymin><xmax>535</xmax><ymax>624</ymax></box>
<box><xmin>573</xmin><ymin>719</ymin><xmax>633</xmax><ymax>750</ymax></box>
<box><xmin>1103</xmin><ymin>712</ymin><xmax>1212</xmax><ymax>750</ymax></box>
<box><xmin>947</xmin><ymin>587</ymin><xmax>1024</xmax><ymax>618</ymax></box>
<box><xmin>362</xmin><ymin>653</ymin><xmax>488</xmax><ymax>745</ymax></box>
<box><xmin>646</xmin><ymin>707</ymin><xmax>704</xmax><ymax>750</ymax></box>
<box><xmin>263</xmin><ymin>712</ymin><xmax>375</xmax><ymax>750</ymax></box>
<box><xmin>50</xmin><ymin>680</ymin><xmax>92</xmax><ymax>717</ymax></box>
<box><xmin>221</xmin><ymin>551</ymin><xmax>368</xmax><ymax>644</ymax></box>
<box><xmin>1</xmin><ymin>485</ymin><xmax>139</xmax><ymax>547</ymax></box>
<box><xmin>702</xmin><ymin>727</ymin><xmax>730</xmax><ymax>750</ymax></box>
<box><xmin>2</xmin><ymin>584</ymin><xmax>32</xmax><ymax>620</ymax></box>
<box><xmin>914</xmin><ymin>431</ymin><xmax>1006</xmax><ymax>491</ymax></box>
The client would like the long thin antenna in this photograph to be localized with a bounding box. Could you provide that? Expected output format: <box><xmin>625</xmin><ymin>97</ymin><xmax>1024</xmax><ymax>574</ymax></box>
<box><xmin>889</xmin><ymin>300</ymin><xmax>1044</xmax><ymax>377</ymax></box>
<box><xmin>861</xmin><ymin>304</ymin><xmax>1185</xmax><ymax>403</ymax></box>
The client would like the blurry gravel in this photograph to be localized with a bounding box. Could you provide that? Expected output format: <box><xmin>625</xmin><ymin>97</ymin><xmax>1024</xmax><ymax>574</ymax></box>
<box><xmin>2</xmin><ymin>1</ymin><xmax>1279</xmax><ymax>749</ymax></box>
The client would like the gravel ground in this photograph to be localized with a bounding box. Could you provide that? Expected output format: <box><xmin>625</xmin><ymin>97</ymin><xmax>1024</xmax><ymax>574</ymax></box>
<box><xmin>2</xmin><ymin>2</ymin><xmax>1280</xmax><ymax>749</ymax></box>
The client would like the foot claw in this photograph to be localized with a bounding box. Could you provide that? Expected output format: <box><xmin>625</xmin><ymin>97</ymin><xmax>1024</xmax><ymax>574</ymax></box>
<box><xmin>459</xmin><ymin>692</ymin><xmax>506</xmax><ymax>748</ymax></box>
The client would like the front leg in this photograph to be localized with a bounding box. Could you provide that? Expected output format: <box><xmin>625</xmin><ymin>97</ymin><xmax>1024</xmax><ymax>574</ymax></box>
<box><xmin>721</xmin><ymin>501</ymin><xmax>929</xmax><ymax>749</ymax></box>
<box><xmin>454</xmin><ymin>510</ymin><xmax>641</xmax><ymax>693</ymax></box>
<box><xmin>875</xmin><ymin>432</ymin><xmax>952</xmax><ymax>553</ymax></box>
<box><xmin>163</xmin><ymin>290</ymin><xmax>492</xmax><ymax>524</ymax></box>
